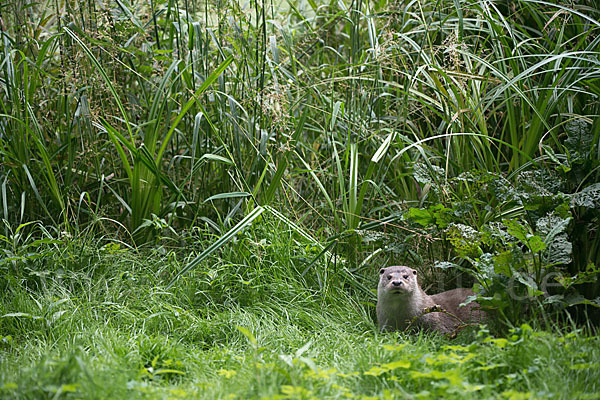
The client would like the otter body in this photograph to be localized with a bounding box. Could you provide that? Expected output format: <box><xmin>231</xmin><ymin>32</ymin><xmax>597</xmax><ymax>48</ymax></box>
<box><xmin>376</xmin><ymin>266</ymin><xmax>484</xmax><ymax>334</ymax></box>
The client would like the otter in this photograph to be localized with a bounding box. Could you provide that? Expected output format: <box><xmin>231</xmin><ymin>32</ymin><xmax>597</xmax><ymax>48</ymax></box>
<box><xmin>376</xmin><ymin>266</ymin><xmax>484</xmax><ymax>334</ymax></box>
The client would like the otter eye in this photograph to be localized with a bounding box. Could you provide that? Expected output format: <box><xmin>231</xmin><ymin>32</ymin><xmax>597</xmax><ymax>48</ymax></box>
<box><xmin>387</xmin><ymin>275</ymin><xmax>392</xmax><ymax>280</ymax></box>
<box><xmin>403</xmin><ymin>274</ymin><xmax>409</xmax><ymax>279</ymax></box>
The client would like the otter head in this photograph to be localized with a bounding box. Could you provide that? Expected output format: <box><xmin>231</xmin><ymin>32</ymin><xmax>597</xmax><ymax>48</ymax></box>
<box><xmin>378</xmin><ymin>266</ymin><xmax>418</xmax><ymax>296</ymax></box>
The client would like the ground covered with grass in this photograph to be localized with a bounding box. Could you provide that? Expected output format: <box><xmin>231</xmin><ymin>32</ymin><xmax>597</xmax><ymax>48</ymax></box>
<box><xmin>1</xmin><ymin>225</ymin><xmax>599</xmax><ymax>400</ymax></box>
<box><xmin>2</xmin><ymin>0</ymin><xmax>600</xmax><ymax>398</ymax></box>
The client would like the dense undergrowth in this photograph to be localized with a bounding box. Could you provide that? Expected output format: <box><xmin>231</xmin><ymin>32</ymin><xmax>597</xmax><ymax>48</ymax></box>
<box><xmin>1</xmin><ymin>225</ymin><xmax>599</xmax><ymax>399</ymax></box>
<box><xmin>1</xmin><ymin>0</ymin><xmax>600</xmax><ymax>397</ymax></box>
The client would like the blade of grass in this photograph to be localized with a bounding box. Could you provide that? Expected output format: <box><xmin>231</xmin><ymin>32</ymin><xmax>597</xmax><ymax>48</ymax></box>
<box><xmin>166</xmin><ymin>205</ymin><xmax>265</xmax><ymax>288</ymax></box>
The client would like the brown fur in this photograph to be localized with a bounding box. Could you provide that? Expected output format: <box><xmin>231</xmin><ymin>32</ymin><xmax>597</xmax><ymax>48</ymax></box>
<box><xmin>376</xmin><ymin>266</ymin><xmax>484</xmax><ymax>334</ymax></box>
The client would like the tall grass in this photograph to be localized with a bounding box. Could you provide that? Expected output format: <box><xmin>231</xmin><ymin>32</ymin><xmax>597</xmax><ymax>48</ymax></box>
<box><xmin>1</xmin><ymin>1</ymin><xmax>600</xmax><ymax>396</ymax></box>
<box><xmin>1</xmin><ymin>0</ymin><xmax>599</xmax><ymax>319</ymax></box>
<box><xmin>2</xmin><ymin>0</ymin><xmax>597</xmax><ymax>223</ymax></box>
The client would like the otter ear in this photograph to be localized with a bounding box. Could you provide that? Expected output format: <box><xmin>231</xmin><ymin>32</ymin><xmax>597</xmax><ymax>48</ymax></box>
<box><xmin>411</xmin><ymin>269</ymin><xmax>417</xmax><ymax>275</ymax></box>
<box><xmin>379</xmin><ymin>268</ymin><xmax>386</xmax><ymax>275</ymax></box>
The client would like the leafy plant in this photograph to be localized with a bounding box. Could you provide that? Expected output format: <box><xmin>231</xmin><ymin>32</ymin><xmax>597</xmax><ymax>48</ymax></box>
<box><xmin>417</xmin><ymin>164</ymin><xmax>600</xmax><ymax>328</ymax></box>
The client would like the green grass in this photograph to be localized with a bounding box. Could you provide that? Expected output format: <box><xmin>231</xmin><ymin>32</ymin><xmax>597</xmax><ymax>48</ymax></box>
<box><xmin>2</xmin><ymin>0</ymin><xmax>600</xmax><ymax>398</ymax></box>
<box><xmin>1</xmin><ymin>222</ymin><xmax>599</xmax><ymax>399</ymax></box>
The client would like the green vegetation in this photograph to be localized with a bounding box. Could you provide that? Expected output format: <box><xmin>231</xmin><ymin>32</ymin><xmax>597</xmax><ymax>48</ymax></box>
<box><xmin>2</xmin><ymin>223</ymin><xmax>599</xmax><ymax>399</ymax></box>
<box><xmin>1</xmin><ymin>0</ymin><xmax>600</xmax><ymax>398</ymax></box>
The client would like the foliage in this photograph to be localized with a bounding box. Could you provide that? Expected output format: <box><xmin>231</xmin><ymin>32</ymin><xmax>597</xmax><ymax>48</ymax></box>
<box><xmin>1</xmin><ymin>237</ymin><xmax>599</xmax><ymax>399</ymax></box>
<box><xmin>1</xmin><ymin>0</ymin><xmax>597</xmax><ymax>240</ymax></box>
<box><xmin>408</xmin><ymin>162</ymin><xmax>600</xmax><ymax>326</ymax></box>
<box><xmin>1</xmin><ymin>0</ymin><xmax>600</xmax><ymax>396</ymax></box>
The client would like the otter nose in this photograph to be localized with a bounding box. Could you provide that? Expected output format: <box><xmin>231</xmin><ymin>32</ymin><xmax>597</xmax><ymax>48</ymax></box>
<box><xmin>392</xmin><ymin>281</ymin><xmax>402</xmax><ymax>287</ymax></box>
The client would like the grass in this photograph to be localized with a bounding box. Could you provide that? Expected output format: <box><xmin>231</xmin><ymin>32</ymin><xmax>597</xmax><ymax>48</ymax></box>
<box><xmin>1</xmin><ymin>0</ymin><xmax>600</xmax><ymax>398</ymax></box>
<box><xmin>1</xmin><ymin>219</ymin><xmax>599</xmax><ymax>399</ymax></box>
<box><xmin>3</xmin><ymin>0</ymin><xmax>599</xmax><ymax>237</ymax></box>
